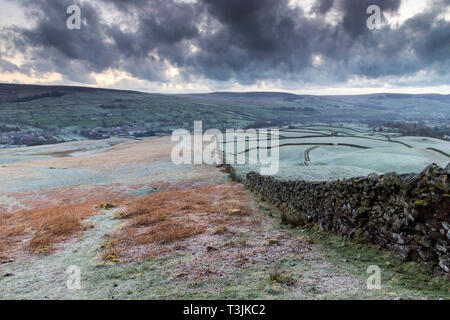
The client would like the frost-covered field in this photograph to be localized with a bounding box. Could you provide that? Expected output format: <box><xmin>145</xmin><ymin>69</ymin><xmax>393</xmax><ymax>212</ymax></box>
<box><xmin>1</xmin><ymin>134</ymin><xmax>448</xmax><ymax>300</ymax></box>
<box><xmin>223</xmin><ymin>125</ymin><xmax>450</xmax><ymax>181</ymax></box>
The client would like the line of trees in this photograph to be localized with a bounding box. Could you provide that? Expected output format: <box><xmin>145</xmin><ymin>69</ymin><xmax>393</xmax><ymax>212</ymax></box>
<box><xmin>364</xmin><ymin>120</ymin><xmax>450</xmax><ymax>140</ymax></box>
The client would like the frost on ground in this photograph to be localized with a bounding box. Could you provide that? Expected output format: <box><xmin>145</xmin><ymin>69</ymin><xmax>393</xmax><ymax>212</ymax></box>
<box><xmin>0</xmin><ymin>137</ymin><xmax>448</xmax><ymax>299</ymax></box>
<box><xmin>225</xmin><ymin>126</ymin><xmax>450</xmax><ymax>181</ymax></box>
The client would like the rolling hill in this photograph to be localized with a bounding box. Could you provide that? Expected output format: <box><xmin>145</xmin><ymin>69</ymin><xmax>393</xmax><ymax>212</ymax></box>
<box><xmin>0</xmin><ymin>83</ymin><xmax>449</xmax><ymax>146</ymax></box>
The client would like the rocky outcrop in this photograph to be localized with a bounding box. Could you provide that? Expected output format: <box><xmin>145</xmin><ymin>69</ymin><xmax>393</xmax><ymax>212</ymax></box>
<box><xmin>246</xmin><ymin>163</ymin><xmax>450</xmax><ymax>274</ymax></box>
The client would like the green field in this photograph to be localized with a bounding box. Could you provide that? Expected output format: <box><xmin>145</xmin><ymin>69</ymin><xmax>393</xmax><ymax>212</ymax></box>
<box><xmin>1</xmin><ymin>84</ymin><xmax>449</xmax><ymax>144</ymax></box>
<box><xmin>223</xmin><ymin>125</ymin><xmax>450</xmax><ymax>181</ymax></box>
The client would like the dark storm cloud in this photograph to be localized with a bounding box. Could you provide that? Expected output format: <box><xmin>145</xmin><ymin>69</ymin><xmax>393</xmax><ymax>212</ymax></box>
<box><xmin>5</xmin><ymin>0</ymin><xmax>118</xmax><ymax>82</ymax></box>
<box><xmin>2</xmin><ymin>0</ymin><xmax>450</xmax><ymax>86</ymax></box>
<box><xmin>190</xmin><ymin>0</ymin><xmax>313</xmax><ymax>81</ymax></box>
<box><xmin>107</xmin><ymin>0</ymin><xmax>200</xmax><ymax>67</ymax></box>
<box><xmin>406</xmin><ymin>6</ymin><xmax>450</xmax><ymax>74</ymax></box>
<box><xmin>0</xmin><ymin>58</ymin><xmax>19</xmax><ymax>73</ymax></box>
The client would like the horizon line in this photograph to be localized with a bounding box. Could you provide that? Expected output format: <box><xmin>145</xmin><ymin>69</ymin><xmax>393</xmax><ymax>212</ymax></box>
<box><xmin>1</xmin><ymin>82</ymin><xmax>449</xmax><ymax>97</ymax></box>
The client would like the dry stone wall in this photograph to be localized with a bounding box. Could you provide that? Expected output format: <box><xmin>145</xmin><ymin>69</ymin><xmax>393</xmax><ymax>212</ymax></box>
<box><xmin>246</xmin><ymin>163</ymin><xmax>450</xmax><ymax>274</ymax></box>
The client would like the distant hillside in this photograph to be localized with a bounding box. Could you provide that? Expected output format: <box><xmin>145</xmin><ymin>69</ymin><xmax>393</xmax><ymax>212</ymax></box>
<box><xmin>181</xmin><ymin>91</ymin><xmax>450</xmax><ymax>103</ymax></box>
<box><xmin>0</xmin><ymin>83</ymin><xmax>449</xmax><ymax>146</ymax></box>
<box><xmin>0</xmin><ymin>83</ymin><xmax>146</xmax><ymax>103</ymax></box>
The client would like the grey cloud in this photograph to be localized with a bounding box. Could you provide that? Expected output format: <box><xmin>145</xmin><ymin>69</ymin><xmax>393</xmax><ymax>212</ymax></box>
<box><xmin>312</xmin><ymin>0</ymin><xmax>335</xmax><ymax>15</ymax></box>
<box><xmin>1</xmin><ymin>0</ymin><xmax>449</xmax><ymax>87</ymax></box>
<box><xmin>6</xmin><ymin>0</ymin><xmax>118</xmax><ymax>82</ymax></box>
<box><xmin>0</xmin><ymin>58</ymin><xmax>19</xmax><ymax>73</ymax></box>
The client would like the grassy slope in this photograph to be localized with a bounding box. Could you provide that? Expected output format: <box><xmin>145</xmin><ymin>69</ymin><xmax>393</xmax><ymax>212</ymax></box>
<box><xmin>264</xmin><ymin>206</ymin><xmax>450</xmax><ymax>300</ymax></box>
<box><xmin>0</xmin><ymin>92</ymin><xmax>253</xmax><ymax>131</ymax></box>
<box><xmin>1</xmin><ymin>187</ymin><xmax>448</xmax><ymax>300</ymax></box>
<box><xmin>1</xmin><ymin>84</ymin><xmax>449</xmax><ymax>135</ymax></box>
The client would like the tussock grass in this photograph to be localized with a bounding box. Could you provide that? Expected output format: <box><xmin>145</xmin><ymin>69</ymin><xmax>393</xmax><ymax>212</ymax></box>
<box><xmin>0</xmin><ymin>202</ymin><xmax>97</xmax><ymax>259</ymax></box>
<box><xmin>0</xmin><ymin>243</ymin><xmax>7</xmax><ymax>261</ymax></box>
<box><xmin>269</xmin><ymin>266</ymin><xmax>296</xmax><ymax>286</ymax></box>
<box><xmin>102</xmin><ymin>182</ymin><xmax>254</xmax><ymax>262</ymax></box>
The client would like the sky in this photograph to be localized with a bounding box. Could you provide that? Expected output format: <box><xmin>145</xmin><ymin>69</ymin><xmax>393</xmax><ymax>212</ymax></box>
<box><xmin>0</xmin><ymin>0</ymin><xmax>449</xmax><ymax>95</ymax></box>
